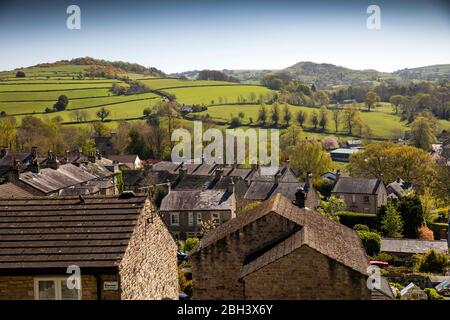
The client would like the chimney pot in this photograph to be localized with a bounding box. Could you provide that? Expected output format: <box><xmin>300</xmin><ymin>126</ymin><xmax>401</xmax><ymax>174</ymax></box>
<box><xmin>293</xmin><ymin>186</ymin><xmax>306</xmax><ymax>208</ymax></box>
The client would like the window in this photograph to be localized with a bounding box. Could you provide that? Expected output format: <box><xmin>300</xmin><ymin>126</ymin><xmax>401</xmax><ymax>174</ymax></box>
<box><xmin>34</xmin><ymin>278</ymin><xmax>81</xmax><ymax>300</ymax></box>
<box><xmin>363</xmin><ymin>196</ymin><xmax>370</xmax><ymax>204</ymax></box>
<box><xmin>170</xmin><ymin>212</ymin><xmax>179</xmax><ymax>226</ymax></box>
<box><xmin>188</xmin><ymin>212</ymin><xmax>194</xmax><ymax>226</ymax></box>
<box><xmin>211</xmin><ymin>213</ymin><xmax>220</xmax><ymax>225</ymax></box>
<box><xmin>196</xmin><ymin>212</ymin><xmax>202</xmax><ymax>225</ymax></box>
<box><xmin>352</xmin><ymin>195</ymin><xmax>356</xmax><ymax>203</ymax></box>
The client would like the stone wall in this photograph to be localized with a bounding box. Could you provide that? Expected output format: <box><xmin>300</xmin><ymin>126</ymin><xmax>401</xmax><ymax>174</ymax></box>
<box><xmin>119</xmin><ymin>199</ymin><xmax>179</xmax><ymax>300</ymax></box>
<box><xmin>243</xmin><ymin>246</ymin><xmax>371</xmax><ymax>300</ymax></box>
<box><xmin>0</xmin><ymin>275</ymin><xmax>104</xmax><ymax>300</ymax></box>
<box><xmin>191</xmin><ymin>212</ymin><xmax>298</xmax><ymax>299</ymax></box>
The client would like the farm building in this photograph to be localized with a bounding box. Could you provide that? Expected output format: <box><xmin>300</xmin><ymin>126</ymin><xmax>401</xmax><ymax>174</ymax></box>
<box><xmin>329</xmin><ymin>148</ymin><xmax>359</xmax><ymax>162</ymax></box>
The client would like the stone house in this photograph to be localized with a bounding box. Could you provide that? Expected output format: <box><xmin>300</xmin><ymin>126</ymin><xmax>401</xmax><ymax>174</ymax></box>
<box><xmin>244</xmin><ymin>165</ymin><xmax>319</xmax><ymax>209</ymax></box>
<box><xmin>0</xmin><ymin>194</ymin><xmax>178</xmax><ymax>300</ymax></box>
<box><xmin>108</xmin><ymin>154</ymin><xmax>142</xmax><ymax>170</ymax></box>
<box><xmin>159</xmin><ymin>188</ymin><xmax>236</xmax><ymax>240</ymax></box>
<box><xmin>331</xmin><ymin>176</ymin><xmax>387</xmax><ymax>213</ymax></box>
<box><xmin>386</xmin><ymin>177</ymin><xmax>412</xmax><ymax>199</ymax></box>
<box><xmin>4</xmin><ymin>151</ymin><xmax>117</xmax><ymax>197</ymax></box>
<box><xmin>189</xmin><ymin>194</ymin><xmax>371</xmax><ymax>300</ymax></box>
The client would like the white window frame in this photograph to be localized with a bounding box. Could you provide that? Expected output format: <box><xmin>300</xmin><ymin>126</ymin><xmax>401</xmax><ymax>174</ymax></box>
<box><xmin>34</xmin><ymin>277</ymin><xmax>82</xmax><ymax>300</ymax></box>
<box><xmin>188</xmin><ymin>212</ymin><xmax>194</xmax><ymax>226</ymax></box>
<box><xmin>211</xmin><ymin>212</ymin><xmax>220</xmax><ymax>225</ymax></box>
<box><xmin>170</xmin><ymin>212</ymin><xmax>179</xmax><ymax>226</ymax></box>
<box><xmin>196</xmin><ymin>212</ymin><xmax>202</xmax><ymax>225</ymax></box>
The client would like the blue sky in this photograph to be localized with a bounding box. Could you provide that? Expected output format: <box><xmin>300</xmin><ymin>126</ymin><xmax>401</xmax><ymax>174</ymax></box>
<box><xmin>0</xmin><ymin>0</ymin><xmax>448</xmax><ymax>73</ymax></box>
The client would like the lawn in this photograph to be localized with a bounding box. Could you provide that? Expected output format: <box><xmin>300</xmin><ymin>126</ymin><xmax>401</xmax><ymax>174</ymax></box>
<box><xmin>195</xmin><ymin>103</ymin><xmax>421</xmax><ymax>139</ymax></box>
<box><xmin>139</xmin><ymin>78</ymin><xmax>242</xmax><ymax>90</ymax></box>
<box><xmin>164</xmin><ymin>85</ymin><xmax>274</xmax><ymax>105</ymax></box>
<box><xmin>14</xmin><ymin>97</ymin><xmax>162</xmax><ymax>123</ymax></box>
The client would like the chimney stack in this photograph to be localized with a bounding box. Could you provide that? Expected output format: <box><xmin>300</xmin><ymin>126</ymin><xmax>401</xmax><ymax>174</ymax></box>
<box><xmin>8</xmin><ymin>159</ymin><xmax>21</xmax><ymax>182</ymax></box>
<box><xmin>293</xmin><ymin>186</ymin><xmax>306</xmax><ymax>208</ymax></box>
<box><xmin>274</xmin><ymin>171</ymin><xmax>281</xmax><ymax>185</ymax></box>
<box><xmin>88</xmin><ymin>151</ymin><xmax>96</xmax><ymax>163</ymax></box>
<box><xmin>215</xmin><ymin>166</ymin><xmax>224</xmax><ymax>180</ymax></box>
<box><xmin>31</xmin><ymin>146</ymin><xmax>38</xmax><ymax>159</ymax></box>
<box><xmin>227</xmin><ymin>178</ymin><xmax>235</xmax><ymax>194</ymax></box>
<box><xmin>179</xmin><ymin>164</ymin><xmax>187</xmax><ymax>178</ymax></box>
<box><xmin>46</xmin><ymin>150</ymin><xmax>59</xmax><ymax>170</ymax></box>
<box><xmin>27</xmin><ymin>158</ymin><xmax>40</xmax><ymax>173</ymax></box>
<box><xmin>335</xmin><ymin>169</ymin><xmax>341</xmax><ymax>181</ymax></box>
<box><xmin>96</xmin><ymin>150</ymin><xmax>102</xmax><ymax>161</ymax></box>
<box><xmin>305</xmin><ymin>172</ymin><xmax>313</xmax><ymax>193</ymax></box>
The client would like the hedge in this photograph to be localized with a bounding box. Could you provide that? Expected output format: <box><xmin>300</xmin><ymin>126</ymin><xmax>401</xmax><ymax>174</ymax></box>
<box><xmin>357</xmin><ymin>231</ymin><xmax>381</xmax><ymax>256</ymax></box>
<box><xmin>428</xmin><ymin>222</ymin><xmax>449</xmax><ymax>240</ymax></box>
<box><xmin>337</xmin><ymin>211</ymin><xmax>377</xmax><ymax>229</ymax></box>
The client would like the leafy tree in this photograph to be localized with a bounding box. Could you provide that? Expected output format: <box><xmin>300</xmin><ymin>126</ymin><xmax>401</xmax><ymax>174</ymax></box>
<box><xmin>318</xmin><ymin>196</ymin><xmax>345</xmax><ymax>221</ymax></box>
<box><xmin>342</xmin><ymin>103</ymin><xmax>361</xmax><ymax>134</ymax></box>
<box><xmin>348</xmin><ymin>142</ymin><xmax>436</xmax><ymax>193</ymax></box>
<box><xmin>143</xmin><ymin>107</ymin><xmax>152</xmax><ymax>117</ymax></box>
<box><xmin>410</xmin><ymin>116</ymin><xmax>436</xmax><ymax>151</ymax></box>
<box><xmin>319</xmin><ymin>106</ymin><xmax>328</xmax><ymax>131</ymax></box>
<box><xmin>184</xmin><ymin>238</ymin><xmax>200</xmax><ymax>253</ymax></box>
<box><xmin>257</xmin><ymin>104</ymin><xmax>268</xmax><ymax>126</ymax></box>
<box><xmin>280</xmin><ymin>125</ymin><xmax>303</xmax><ymax>155</ymax></box>
<box><xmin>282</xmin><ymin>104</ymin><xmax>291</xmax><ymax>126</ymax></box>
<box><xmin>92</xmin><ymin>121</ymin><xmax>111</xmax><ymax>137</ymax></box>
<box><xmin>262</xmin><ymin>74</ymin><xmax>283</xmax><ymax>90</ymax></box>
<box><xmin>389</xmin><ymin>95</ymin><xmax>403</xmax><ymax>114</ymax></box>
<box><xmin>332</xmin><ymin>108</ymin><xmax>340</xmax><ymax>132</ymax></box>
<box><xmin>230</xmin><ymin>115</ymin><xmax>241</xmax><ymax>128</ymax></box>
<box><xmin>286</xmin><ymin>140</ymin><xmax>332</xmax><ymax>179</ymax></box>
<box><xmin>315</xmin><ymin>90</ymin><xmax>329</xmax><ymax>106</ymax></box>
<box><xmin>357</xmin><ymin>231</ymin><xmax>381</xmax><ymax>256</ymax></box>
<box><xmin>0</xmin><ymin>117</ymin><xmax>16</xmax><ymax>148</ymax></box>
<box><xmin>126</xmin><ymin>127</ymin><xmax>149</xmax><ymax>158</ymax></box>
<box><xmin>15</xmin><ymin>71</ymin><xmax>25</xmax><ymax>78</ymax></box>
<box><xmin>271</xmin><ymin>103</ymin><xmax>280</xmax><ymax>126</ymax></box>
<box><xmin>415</xmin><ymin>249</ymin><xmax>449</xmax><ymax>274</ymax></box>
<box><xmin>396</xmin><ymin>193</ymin><xmax>424</xmax><ymax>238</ymax></box>
<box><xmin>96</xmin><ymin>107</ymin><xmax>110</xmax><ymax>122</ymax></box>
<box><xmin>310</xmin><ymin>110</ymin><xmax>319</xmax><ymax>130</ymax></box>
<box><xmin>419</xmin><ymin>188</ymin><xmax>442</xmax><ymax>225</ymax></box>
<box><xmin>365</xmin><ymin>91</ymin><xmax>380</xmax><ymax>111</ymax></box>
<box><xmin>296</xmin><ymin>110</ymin><xmax>307</xmax><ymax>128</ymax></box>
<box><xmin>54</xmin><ymin>95</ymin><xmax>69</xmax><ymax>111</ymax></box>
<box><xmin>381</xmin><ymin>202</ymin><xmax>403</xmax><ymax>238</ymax></box>
<box><xmin>238</xmin><ymin>111</ymin><xmax>245</xmax><ymax>120</ymax></box>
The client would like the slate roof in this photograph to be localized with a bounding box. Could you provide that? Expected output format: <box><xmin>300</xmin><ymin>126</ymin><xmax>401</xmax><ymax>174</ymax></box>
<box><xmin>122</xmin><ymin>170</ymin><xmax>145</xmax><ymax>186</ymax></box>
<box><xmin>151</xmin><ymin>161</ymin><xmax>181</xmax><ymax>173</ymax></box>
<box><xmin>381</xmin><ymin>238</ymin><xmax>448</xmax><ymax>255</ymax></box>
<box><xmin>0</xmin><ymin>194</ymin><xmax>148</xmax><ymax>273</ymax></box>
<box><xmin>0</xmin><ymin>152</ymin><xmax>32</xmax><ymax>166</ymax></box>
<box><xmin>160</xmin><ymin>189</ymin><xmax>233</xmax><ymax>211</ymax></box>
<box><xmin>386</xmin><ymin>178</ymin><xmax>412</xmax><ymax>198</ymax></box>
<box><xmin>244</xmin><ymin>181</ymin><xmax>305</xmax><ymax>201</ymax></box>
<box><xmin>191</xmin><ymin>194</ymin><xmax>369</xmax><ymax>276</ymax></box>
<box><xmin>19</xmin><ymin>164</ymin><xmax>99</xmax><ymax>194</ymax></box>
<box><xmin>0</xmin><ymin>183</ymin><xmax>36</xmax><ymax>198</ymax></box>
<box><xmin>108</xmin><ymin>155</ymin><xmax>139</xmax><ymax>164</ymax></box>
<box><xmin>332</xmin><ymin>177</ymin><xmax>382</xmax><ymax>195</ymax></box>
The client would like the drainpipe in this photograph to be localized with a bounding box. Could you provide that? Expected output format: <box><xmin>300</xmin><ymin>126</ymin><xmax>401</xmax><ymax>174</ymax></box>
<box><xmin>95</xmin><ymin>275</ymin><xmax>102</xmax><ymax>300</ymax></box>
